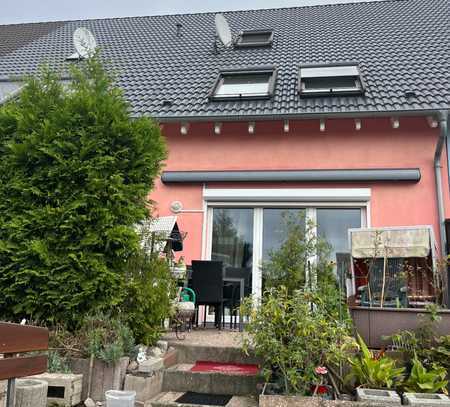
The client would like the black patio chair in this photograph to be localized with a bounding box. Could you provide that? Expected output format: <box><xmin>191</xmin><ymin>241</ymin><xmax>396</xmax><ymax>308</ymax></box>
<box><xmin>191</xmin><ymin>260</ymin><xmax>224</xmax><ymax>329</ymax></box>
<box><xmin>223</xmin><ymin>267</ymin><xmax>251</xmax><ymax>329</ymax></box>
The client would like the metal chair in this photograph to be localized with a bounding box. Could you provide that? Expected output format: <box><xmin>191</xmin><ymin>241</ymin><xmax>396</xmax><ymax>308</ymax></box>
<box><xmin>191</xmin><ymin>260</ymin><xmax>224</xmax><ymax>329</ymax></box>
<box><xmin>223</xmin><ymin>267</ymin><xmax>251</xmax><ymax>329</ymax></box>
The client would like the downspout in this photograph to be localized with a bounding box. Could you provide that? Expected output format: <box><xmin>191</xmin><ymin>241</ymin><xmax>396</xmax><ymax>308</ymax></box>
<box><xmin>434</xmin><ymin>111</ymin><xmax>449</xmax><ymax>305</ymax></box>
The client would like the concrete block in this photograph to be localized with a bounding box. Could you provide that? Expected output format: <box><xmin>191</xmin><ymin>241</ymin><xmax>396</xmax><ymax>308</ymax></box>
<box><xmin>403</xmin><ymin>393</ymin><xmax>450</xmax><ymax>406</ymax></box>
<box><xmin>163</xmin><ymin>348</ymin><xmax>178</xmax><ymax>368</ymax></box>
<box><xmin>29</xmin><ymin>373</ymin><xmax>82</xmax><ymax>407</ymax></box>
<box><xmin>356</xmin><ymin>388</ymin><xmax>401</xmax><ymax>405</ymax></box>
<box><xmin>0</xmin><ymin>381</ymin><xmax>6</xmax><ymax>407</ymax></box>
<box><xmin>149</xmin><ymin>347</ymin><xmax>163</xmax><ymax>358</ymax></box>
<box><xmin>15</xmin><ymin>379</ymin><xmax>48</xmax><ymax>407</ymax></box>
<box><xmin>156</xmin><ymin>341</ymin><xmax>168</xmax><ymax>353</ymax></box>
<box><xmin>124</xmin><ymin>372</ymin><xmax>163</xmax><ymax>405</ymax></box>
<box><xmin>162</xmin><ymin>364</ymin><xmax>259</xmax><ymax>395</ymax></box>
<box><xmin>138</xmin><ymin>358</ymin><xmax>164</xmax><ymax>373</ymax></box>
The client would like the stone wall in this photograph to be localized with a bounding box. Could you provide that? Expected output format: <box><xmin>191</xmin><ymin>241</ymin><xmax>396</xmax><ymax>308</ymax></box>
<box><xmin>259</xmin><ymin>395</ymin><xmax>397</xmax><ymax>407</ymax></box>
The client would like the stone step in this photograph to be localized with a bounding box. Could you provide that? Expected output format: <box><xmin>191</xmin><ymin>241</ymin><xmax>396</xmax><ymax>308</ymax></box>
<box><xmin>167</xmin><ymin>342</ymin><xmax>259</xmax><ymax>365</ymax></box>
<box><xmin>146</xmin><ymin>391</ymin><xmax>258</xmax><ymax>407</ymax></box>
<box><xmin>162</xmin><ymin>364</ymin><xmax>260</xmax><ymax>396</ymax></box>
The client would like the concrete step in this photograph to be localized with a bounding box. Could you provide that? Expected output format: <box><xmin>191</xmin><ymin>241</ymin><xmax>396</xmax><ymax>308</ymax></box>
<box><xmin>147</xmin><ymin>391</ymin><xmax>258</xmax><ymax>407</ymax></box>
<box><xmin>167</xmin><ymin>342</ymin><xmax>259</xmax><ymax>365</ymax></box>
<box><xmin>162</xmin><ymin>364</ymin><xmax>260</xmax><ymax>396</ymax></box>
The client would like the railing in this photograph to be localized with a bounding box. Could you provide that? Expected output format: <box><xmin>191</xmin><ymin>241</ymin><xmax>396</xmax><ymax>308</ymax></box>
<box><xmin>0</xmin><ymin>322</ymin><xmax>49</xmax><ymax>407</ymax></box>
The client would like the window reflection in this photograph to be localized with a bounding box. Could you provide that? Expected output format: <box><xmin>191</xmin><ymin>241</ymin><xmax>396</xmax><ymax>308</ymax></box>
<box><xmin>262</xmin><ymin>208</ymin><xmax>305</xmax><ymax>260</ymax></box>
<box><xmin>317</xmin><ymin>208</ymin><xmax>361</xmax><ymax>261</ymax></box>
<box><xmin>211</xmin><ymin>208</ymin><xmax>253</xmax><ymax>269</ymax></box>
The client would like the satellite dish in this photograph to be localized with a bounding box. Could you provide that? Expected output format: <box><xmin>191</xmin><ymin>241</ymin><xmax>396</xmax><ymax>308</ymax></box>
<box><xmin>215</xmin><ymin>14</ymin><xmax>232</xmax><ymax>47</ymax></box>
<box><xmin>73</xmin><ymin>27</ymin><xmax>97</xmax><ymax>58</ymax></box>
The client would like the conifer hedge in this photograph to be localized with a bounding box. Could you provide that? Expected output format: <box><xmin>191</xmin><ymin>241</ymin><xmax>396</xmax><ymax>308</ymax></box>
<box><xmin>0</xmin><ymin>57</ymin><xmax>166</xmax><ymax>328</ymax></box>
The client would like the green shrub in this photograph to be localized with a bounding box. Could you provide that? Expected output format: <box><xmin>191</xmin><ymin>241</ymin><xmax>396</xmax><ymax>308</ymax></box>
<box><xmin>47</xmin><ymin>350</ymin><xmax>72</xmax><ymax>373</ymax></box>
<box><xmin>402</xmin><ymin>356</ymin><xmax>448</xmax><ymax>394</ymax></box>
<box><xmin>346</xmin><ymin>334</ymin><xmax>405</xmax><ymax>389</ymax></box>
<box><xmin>121</xmin><ymin>250</ymin><xmax>176</xmax><ymax>345</ymax></box>
<box><xmin>241</xmin><ymin>287</ymin><xmax>350</xmax><ymax>395</ymax></box>
<box><xmin>0</xmin><ymin>55</ymin><xmax>166</xmax><ymax>327</ymax></box>
<box><xmin>83</xmin><ymin>313</ymin><xmax>135</xmax><ymax>365</ymax></box>
<box><xmin>262</xmin><ymin>212</ymin><xmax>334</xmax><ymax>295</ymax></box>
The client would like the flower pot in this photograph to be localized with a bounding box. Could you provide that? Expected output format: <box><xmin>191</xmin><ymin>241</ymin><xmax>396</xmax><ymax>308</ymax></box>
<box><xmin>310</xmin><ymin>384</ymin><xmax>333</xmax><ymax>399</ymax></box>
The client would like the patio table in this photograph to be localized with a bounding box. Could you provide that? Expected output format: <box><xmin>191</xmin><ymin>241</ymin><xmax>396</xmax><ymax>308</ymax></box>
<box><xmin>185</xmin><ymin>267</ymin><xmax>245</xmax><ymax>332</ymax></box>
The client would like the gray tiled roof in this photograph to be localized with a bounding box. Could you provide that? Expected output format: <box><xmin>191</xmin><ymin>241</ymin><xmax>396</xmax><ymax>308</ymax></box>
<box><xmin>0</xmin><ymin>0</ymin><xmax>449</xmax><ymax>120</ymax></box>
<box><xmin>0</xmin><ymin>21</ymin><xmax>64</xmax><ymax>57</ymax></box>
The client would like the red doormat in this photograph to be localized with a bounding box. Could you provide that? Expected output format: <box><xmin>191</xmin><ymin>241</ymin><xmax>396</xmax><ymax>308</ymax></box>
<box><xmin>191</xmin><ymin>361</ymin><xmax>259</xmax><ymax>375</ymax></box>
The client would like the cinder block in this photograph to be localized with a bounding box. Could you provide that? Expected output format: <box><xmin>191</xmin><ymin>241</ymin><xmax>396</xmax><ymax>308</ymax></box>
<box><xmin>403</xmin><ymin>392</ymin><xmax>450</xmax><ymax>406</ymax></box>
<box><xmin>163</xmin><ymin>348</ymin><xmax>178</xmax><ymax>368</ymax></box>
<box><xmin>124</xmin><ymin>372</ymin><xmax>163</xmax><ymax>405</ymax></box>
<box><xmin>138</xmin><ymin>357</ymin><xmax>164</xmax><ymax>373</ymax></box>
<box><xmin>356</xmin><ymin>388</ymin><xmax>401</xmax><ymax>405</ymax></box>
<box><xmin>29</xmin><ymin>373</ymin><xmax>83</xmax><ymax>407</ymax></box>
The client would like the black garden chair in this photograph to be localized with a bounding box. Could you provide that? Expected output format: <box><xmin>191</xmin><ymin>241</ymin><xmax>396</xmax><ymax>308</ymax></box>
<box><xmin>191</xmin><ymin>260</ymin><xmax>224</xmax><ymax>329</ymax></box>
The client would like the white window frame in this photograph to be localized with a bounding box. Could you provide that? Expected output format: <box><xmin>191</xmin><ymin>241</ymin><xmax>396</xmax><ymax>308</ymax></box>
<box><xmin>298</xmin><ymin>63</ymin><xmax>364</xmax><ymax>96</ymax></box>
<box><xmin>202</xmin><ymin>188</ymin><xmax>370</xmax><ymax>301</ymax></box>
<box><xmin>209</xmin><ymin>67</ymin><xmax>277</xmax><ymax>101</ymax></box>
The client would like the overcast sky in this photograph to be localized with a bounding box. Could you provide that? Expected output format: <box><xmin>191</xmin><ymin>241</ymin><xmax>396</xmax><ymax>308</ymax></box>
<box><xmin>1</xmin><ymin>0</ymin><xmax>381</xmax><ymax>25</ymax></box>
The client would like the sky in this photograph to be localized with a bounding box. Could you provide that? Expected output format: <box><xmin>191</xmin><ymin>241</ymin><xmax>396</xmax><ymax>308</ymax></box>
<box><xmin>1</xmin><ymin>0</ymin><xmax>381</xmax><ymax>25</ymax></box>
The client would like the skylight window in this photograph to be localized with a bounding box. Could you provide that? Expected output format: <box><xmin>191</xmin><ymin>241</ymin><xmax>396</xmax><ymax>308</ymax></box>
<box><xmin>299</xmin><ymin>64</ymin><xmax>364</xmax><ymax>96</ymax></box>
<box><xmin>235</xmin><ymin>30</ymin><xmax>273</xmax><ymax>47</ymax></box>
<box><xmin>210</xmin><ymin>67</ymin><xmax>277</xmax><ymax>100</ymax></box>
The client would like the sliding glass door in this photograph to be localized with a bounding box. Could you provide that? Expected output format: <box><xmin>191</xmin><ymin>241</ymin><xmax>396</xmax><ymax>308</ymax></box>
<box><xmin>211</xmin><ymin>208</ymin><xmax>254</xmax><ymax>296</ymax></box>
<box><xmin>207</xmin><ymin>205</ymin><xmax>364</xmax><ymax>299</ymax></box>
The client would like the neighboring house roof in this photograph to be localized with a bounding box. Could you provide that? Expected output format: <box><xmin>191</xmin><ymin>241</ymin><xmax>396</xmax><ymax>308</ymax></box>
<box><xmin>0</xmin><ymin>0</ymin><xmax>448</xmax><ymax>120</ymax></box>
<box><xmin>0</xmin><ymin>21</ymin><xmax>65</xmax><ymax>57</ymax></box>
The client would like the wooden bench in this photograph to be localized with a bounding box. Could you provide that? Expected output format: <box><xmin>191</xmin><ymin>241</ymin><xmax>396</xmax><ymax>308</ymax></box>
<box><xmin>0</xmin><ymin>322</ymin><xmax>49</xmax><ymax>407</ymax></box>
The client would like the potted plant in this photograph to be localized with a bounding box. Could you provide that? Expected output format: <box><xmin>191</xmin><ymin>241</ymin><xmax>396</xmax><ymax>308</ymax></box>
<box><xmin>48</xmin><ymin>314</ymin><xmax>136</xmax><ymax>403</ymax></box>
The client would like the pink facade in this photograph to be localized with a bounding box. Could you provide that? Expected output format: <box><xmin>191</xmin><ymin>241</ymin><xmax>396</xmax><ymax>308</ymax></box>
<box><xmin>150</xmin><ymin>116</ymin><xmax>449</xmax><ymax>263</ymax></box>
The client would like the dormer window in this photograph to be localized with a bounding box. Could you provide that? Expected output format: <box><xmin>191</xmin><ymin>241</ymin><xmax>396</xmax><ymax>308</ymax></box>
<box><xmin>235</xmin><ymin>30</ymin><xmax>273</xmax><ymax>48</ymax></box>
<box><xmin>299</xmin><ymin>64</ymin><xmax>364</xmax><ymax>96</ymax></box>
<box><xmin>210</xmin><ymin>67</ymin><xmax>277</xmax><ymax>100</ymax></box>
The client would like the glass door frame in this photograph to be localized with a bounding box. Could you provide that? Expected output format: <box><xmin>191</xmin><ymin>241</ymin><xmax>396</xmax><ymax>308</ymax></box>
<box><xmin>205</xmin><ymin>201</ymin><xmax>368</xmax><ymax>301</ymax></box>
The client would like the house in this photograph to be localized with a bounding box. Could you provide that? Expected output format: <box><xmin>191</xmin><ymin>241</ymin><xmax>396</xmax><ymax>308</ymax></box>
<box><xmin>0</xmin><ymin>0</ymin><xmax>449</xmax><ymax>304</ymax></box>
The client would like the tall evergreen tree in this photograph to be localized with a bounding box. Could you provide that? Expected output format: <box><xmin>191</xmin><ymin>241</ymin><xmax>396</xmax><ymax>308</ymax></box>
<box><xmin>0</xmin><ymin>56</ymin><xmax>167</xmax><ymax>327</ymax></box>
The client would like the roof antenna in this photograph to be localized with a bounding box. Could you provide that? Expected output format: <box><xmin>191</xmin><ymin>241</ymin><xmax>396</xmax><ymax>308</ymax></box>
<box><xmin>176</xmin><ymin>22</ymin><xmax>183</xmax><ymax>37</ymax></box>
<box><xmin>214</xmin><ymin>13</ymin><xmax>233</xmax><ymax>54</ymax></box>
